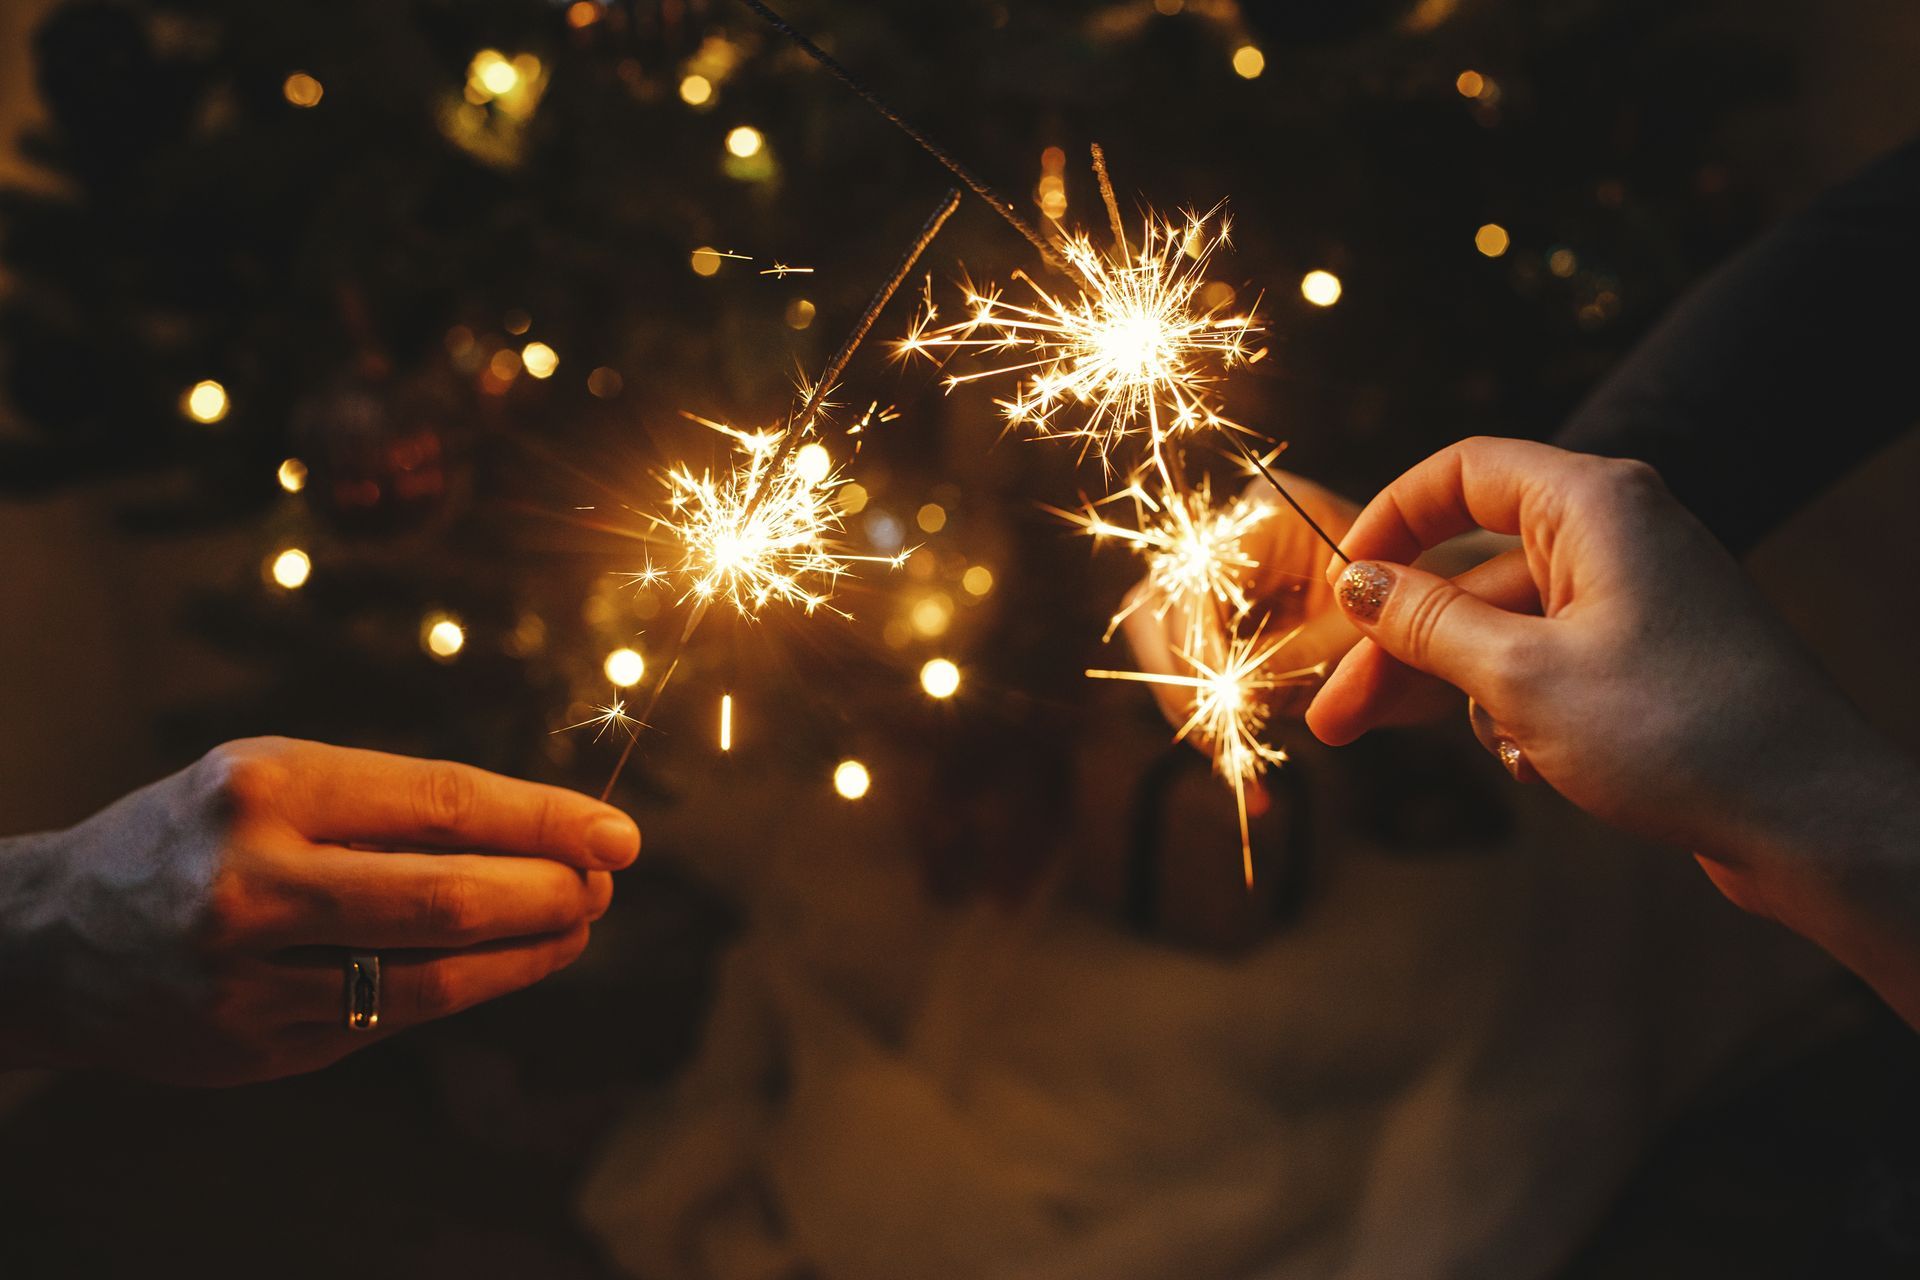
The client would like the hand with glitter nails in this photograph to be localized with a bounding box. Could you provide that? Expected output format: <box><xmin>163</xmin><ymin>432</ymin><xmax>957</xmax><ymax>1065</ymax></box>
<box><xmin>1308</xmin><ymin>436</ymin><xmax>1920</xmax><ymax>1029</ymax></box>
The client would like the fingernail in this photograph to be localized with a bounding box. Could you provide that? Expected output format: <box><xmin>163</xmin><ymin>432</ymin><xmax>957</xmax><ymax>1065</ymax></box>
<box><xmin>1336</xmin><ymin>561</ymin><xmax>1395</xmax><ymax>624</ymax></box>
<box><xmin>586</xmin><ymin>813</ymin><xmax>640</xmax><ymax>868</ymax></box>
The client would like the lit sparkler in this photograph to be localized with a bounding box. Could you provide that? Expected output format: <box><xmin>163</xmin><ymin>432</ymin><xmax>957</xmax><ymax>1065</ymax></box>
<box><xmin>656</xmin><ymin>416</ymin><xmax>905</xmax><ymax>619</ymax></box>
<box><xmin>583</xmin><ymin>188</ymin><xmax>963</xmax><ymax>802</ymax></box>
<box><xmin>1057</xmin><ymin>473</ymin><xmax>1272</xmax><ymax>650</ymax></box>
<box><xmin>898</xmin><ymin>206</ymin><xmax>1262</xmax><ymax>468</ymax></box>
<box><xmin>1088</xmin><ymin>621</ymin><xmax>1325</xmax><ymax>887</ymax></box>
<box><xmin>556</xmin><ymin>694</ymin><xmax>641</xmax><ymax>743</ymax></box>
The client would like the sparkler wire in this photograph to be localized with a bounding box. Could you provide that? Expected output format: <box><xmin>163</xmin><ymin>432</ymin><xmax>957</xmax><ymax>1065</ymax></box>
<box><xmin>1223</xmin><ymin>431</ymin><xmax>1351</xmax><ymax>566</ymax></box>
<box><xmin>733</xmin><ymin>0</ymin><xmax>1073</xmax><ymax>279</ymax></box>
<box><xmin>758</xmin><ymin>188</ymin><xmax>961</xmax><ymax>490</ymax></box>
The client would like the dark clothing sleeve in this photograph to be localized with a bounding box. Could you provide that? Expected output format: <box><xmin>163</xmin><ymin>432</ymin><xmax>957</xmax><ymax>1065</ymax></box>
<box><xmin>1555</xmin><ymin>138</ymin><xmax>1920</xmax><ymax>555</ymax></box>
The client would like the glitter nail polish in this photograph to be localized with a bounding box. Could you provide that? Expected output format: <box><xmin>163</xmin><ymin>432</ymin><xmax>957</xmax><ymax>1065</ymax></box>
<box><xmin>1337</xmin><ymin>561</ymin><xmax>1394</xmax><ymax>623</ymax></box>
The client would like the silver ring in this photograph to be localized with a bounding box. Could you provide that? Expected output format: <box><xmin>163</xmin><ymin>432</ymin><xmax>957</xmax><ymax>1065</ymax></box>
<box><xmin>345</xmin><ymin>952</ymin><xmax>381</xmax><ymax>1031</ymax></box>
<box><xmin>1466</xmin><ymin>697</ymin><xmax>1533</xmax><ymax>782</ymax></box>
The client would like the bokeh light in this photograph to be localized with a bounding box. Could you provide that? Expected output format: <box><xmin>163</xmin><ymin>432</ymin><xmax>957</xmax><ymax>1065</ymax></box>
<box><xmin>833</xmin><ymin>759</ymin><xmax>871</xmax><ymax>799</ymax></box>
<box><xmin>725</xmin><ymin>125</ymin><xmax>764</xmax><ymax>158</ymax></box>
<box><xmin>282</xmin><ymin>73</ymin><xmax>323</xmax><ymax>108</ymax></box>
<box><xmin>680</xmin><ymin>74</ymin><xmax>713</xmax><ymax>106</ymax></box>
<box><xmin>269</xmin><ymin>548</ymin><xmax>311</xmax><ymax>590</ymax></box>
<box><xmin>1232</xmin><ymin>45</ymin><xmax>1266</xmax><ymax>79</ymax></box>
<box><xmin>1300</xmin><ymin>269</ymin><xmax>1343</xmax><ymax>307</ymax></box>
<box><xmin>919</xmin><ymin>658</ymin><xmax>961</xmax><ymax>699</ymax></box>
<box><xmin>277</xmin><ymin>457</ymin><xmax>308</xmax><ymax>493</ymax></box>
<box><xmin>423</xmin><ymin>612</ymin><xmax>466</xmax><ymax>660</ymax></box>
<box><xmin>795</xmin><ymin>442</ymin><xmax>833</xmax><ymax>485</ymax></box>
<box><xmin>1475</xmin><ymin>223</ymin><xmax>1511</xmax><ymax>257</ymax></box>
<box><xmin>604</xmin><ymin>646</ymin><xmax>646</xmax><ymax>687</ymax></box>
<box><xmin>521</xmin><ymin>341</ymin><xmax>559</xmax><ymax>379</ymax></box>
<box><xmin>183</xmin><ymin>380</ymin><xmax>229</xmax><ymax>424</ymax></box>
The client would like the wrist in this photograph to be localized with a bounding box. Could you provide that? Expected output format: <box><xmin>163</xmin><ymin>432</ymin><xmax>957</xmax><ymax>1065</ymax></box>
<box><xmin>1732</xmin><ymin>722</ymin><xmax>1920</xmax><ymax>1026</ymax></box>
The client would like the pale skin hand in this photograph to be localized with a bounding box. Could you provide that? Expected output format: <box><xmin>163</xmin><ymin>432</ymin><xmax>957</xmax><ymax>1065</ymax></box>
<box><xmin>0</xmin><ymin>737</ymin><xmax>641</xmax><ymax>1086</ymax></box>
<box><xmin>1307</xmin><ymin>436</ymin><xmax>1920</xmax><ymax>1027</ymax></box>
<box><xmin>1121</xmin><ymin>468</ymin><xmax>1515</xmax><ymax>728</ymax></box>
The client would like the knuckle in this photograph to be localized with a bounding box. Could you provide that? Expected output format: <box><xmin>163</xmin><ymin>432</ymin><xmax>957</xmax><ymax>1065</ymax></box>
<box><xmin>1397</xmin><ymin>585</ymin><xmax>1460</xmax><ymax>666</ymax></box>
<box><xmin>423</xmin><ymin>873</ymin><xmax>482</xmax><ymax>944</ymax></box>
<box><xmin>194</xmin><ymin>743</ymin><xmax>289</xmax><ymax>822</ymax></box>
<box><xmin>414</xmin><ymin>762</ymin><xmax>478</xmax><ymax>836</ymax></box>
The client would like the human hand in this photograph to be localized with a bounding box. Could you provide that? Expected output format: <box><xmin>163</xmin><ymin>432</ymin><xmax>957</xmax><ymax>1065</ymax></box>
<box><xmin>1120</xmin><ymin>469</ymin><xmax>1515</xmax><ymax>731</ymax></box>
<box><xmin>0</xmin><ymin>737</ymin><xmax>640</xmax><ymax>1086</ymax></box>
<box><xmin>1305</xmin><ymin>438</ymin><xmax>1920</xmax><ymax>1020</ymax></box>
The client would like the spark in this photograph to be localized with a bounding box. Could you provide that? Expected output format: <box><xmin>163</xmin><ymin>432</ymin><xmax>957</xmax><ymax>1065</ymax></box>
<box><xmin>759</xmin><ymin>262</ymin><xmax>816</xmax><ymax>278</ymax></box>
<box><xmin>651</xmin><ymin>416</ymin><xmax>906</xmax><ymax>619</ymax></box>
<box><xmin>1056</xmin><ymin>473</ymin><xmax>1271</xmax><ymax>650</ymax></box>
<box><xmin>1088</xmin><ymin>621</ymin><xmax>1323</xmax><ymax>887</ymax></box>
<box><xmin>899</xmin><ymin>206</ymin><xmax>1261</xmax><ymax>469</ymax></box>
<box><xmin>557</xmin><ymin>695</ymin><xmax>641</xmax><ymax>743</ymax></box>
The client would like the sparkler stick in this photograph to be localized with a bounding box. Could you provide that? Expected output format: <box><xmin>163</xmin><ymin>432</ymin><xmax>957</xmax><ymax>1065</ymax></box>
<box><xmin>1089</xmin><ymin>142</ymin><xmax>1129</xmax><ymax>265</ymax></box>
<box><xmin>600</xmin><ymin>598</ymin><xmax>707</xmax><ymax>802</ymax></box>
<box><xmin>1223</xmin><ymin>432</ymin><xmax>1351</xmax><ymax>566</ymax></box>
<box><xmin>733</xmin><ymin>0</ymin><xmax>1073</xmax><ymax>279</ymax></box>
<box><xmin>594</xmin><ymin>189</ymin><xmax>960</xmax><ymax>802</ymax></box>
<box><xmin>758</xmin><ymin>188</ymin><xmax>961</xmax><ymax>488</ymax></box>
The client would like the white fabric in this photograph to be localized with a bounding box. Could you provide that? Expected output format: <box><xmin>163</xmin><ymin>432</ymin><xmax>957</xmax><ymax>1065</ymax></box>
<box><xmin>580</xmin><ymin>742</ymin><xmax>1836</xmax><ymax>1280</ymax></box>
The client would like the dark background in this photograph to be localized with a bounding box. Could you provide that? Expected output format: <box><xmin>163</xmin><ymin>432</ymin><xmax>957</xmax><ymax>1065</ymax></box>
<box><xmin>3</xmin><ymin>0</ymin><xmax>1920</xmax><ymax>1275</ymax></box>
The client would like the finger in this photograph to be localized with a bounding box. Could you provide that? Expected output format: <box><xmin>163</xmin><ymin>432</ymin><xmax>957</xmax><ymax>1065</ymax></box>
<box><xmin>1323</xmin><ymin>436</ymin><xmax>1597</xmax><ymax>582</ymax></box>
<box><xmin>1322</xmin><ymin>548</ymin><xmax>1541</xmax><ymax>731</ymax></box>
<box><xmin>273</xmin><ymin>742</ymin><xmax>640</xmax><ymax>869</ymax></box>
<box><xmin>1307</xmin><ymin>559</ymin><xmax>1551</xmax><ymax>745</ymax></box>
<box><xmin>273</xmin><ymin>923</ymin><xmax>593</xmax><ymax>1037</ymax></box>
<box><xmin>256</xmin><ymin>846</ymin><xmax>613</xmax><ymax>948</ymax></box>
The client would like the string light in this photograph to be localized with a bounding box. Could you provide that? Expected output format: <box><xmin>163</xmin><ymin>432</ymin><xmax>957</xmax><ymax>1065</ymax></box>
<box><xmin>833</xmin><ymin>759</ymin><xmax>871</xmax><ymax>799</ymax></box>
<box><xmin>919</xmin><ymin>658</ymin><xmax>960</xmax><ymax>699</ymax></box>
<box><xmin>603</xmin><ymin>647</ymin><xmax>646</xmax><ymax>687</ymax></box>
<box><xmin>182</xmin><ymin>380</ymin><xmax>229</xmax><ymax>424</ymax></box>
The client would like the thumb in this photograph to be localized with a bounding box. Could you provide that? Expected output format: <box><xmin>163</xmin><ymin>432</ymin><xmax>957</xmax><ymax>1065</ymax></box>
<box><xmin>1327</xmin><ymin>559</ymin><xmax>1537</xmax><ymax>701</ymax></box>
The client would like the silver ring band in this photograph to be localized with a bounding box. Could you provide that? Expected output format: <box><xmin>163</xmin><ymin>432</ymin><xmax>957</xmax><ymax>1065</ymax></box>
<box><xmin>345</xmin><ymin>952</ymin><xmax>381</xmax><ymax>1031</ymax></box>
